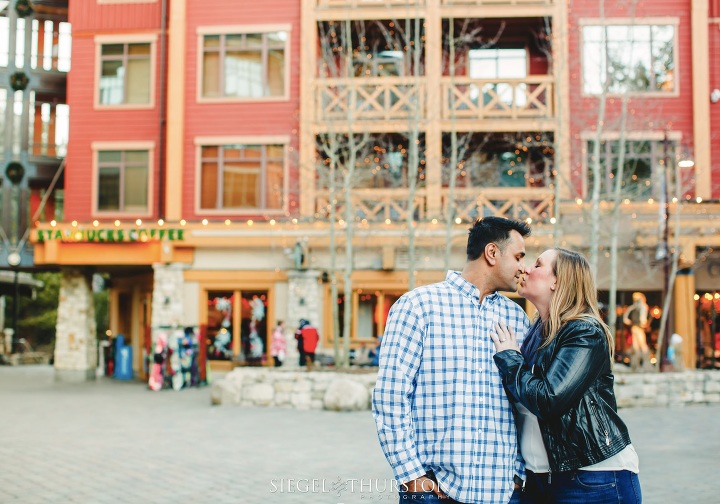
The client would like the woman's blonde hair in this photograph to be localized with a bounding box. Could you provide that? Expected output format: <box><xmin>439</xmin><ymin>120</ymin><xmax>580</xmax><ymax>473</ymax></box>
<box><xmin>540</xmin><ymin>248</ymin><xmax>614</xmax><ymax>359</ymax></box>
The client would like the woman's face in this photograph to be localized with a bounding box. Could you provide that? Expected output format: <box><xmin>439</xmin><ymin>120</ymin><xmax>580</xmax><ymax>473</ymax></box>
<box><xmin>518</xmin><ymin>249</ymin><xmax>557</xmax><ymax>305</ymax></box>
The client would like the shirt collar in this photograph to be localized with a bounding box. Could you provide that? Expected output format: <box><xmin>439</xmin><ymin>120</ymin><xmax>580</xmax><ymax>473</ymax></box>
<box><xmin>445</xmin><ymin>270</ymin><xmax>500</xmax><ymax>306</ymax></box>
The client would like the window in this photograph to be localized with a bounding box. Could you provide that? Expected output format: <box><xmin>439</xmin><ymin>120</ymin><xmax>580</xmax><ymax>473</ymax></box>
<box><xmin>586</xmin><ymin>139</ymin><xmax>675</xmax><ymax>200</ymax></box>
<box><xmin>201</xmin><ymin>31</ymin><xmax>287</xmax><ymax>99</ymax></box>
<box><xmin>96</xmin><ymin>150</ymin><xmax>149</xmax><ymax>213</ymax></box>
<box><xmin>468</xmin><ymin>48</ymin><xmax>528</xmax><ymax>107</ymax></box>
<box><xmin>354</xmin><ymin>50</ymin><xmax>405</xmax><ymax>77</ymax></box>
<box><xmin>99</xmin><ymin>43</ymin><xmax>152</xmax><ymax>105</ymax></box>
<box><xmin>331</xmin><ymin>290</ymin><xmax>401</xmax><ymax>342</ymax></box>
<box><xmin>582</xmin><ymin>24</ymin><xmax>675</xmax><ymax>95</ymax></box>
<box><xmin>200</xmin><ymin>144</ymin><xmax>284</xmax><ymax>211</ymax></box>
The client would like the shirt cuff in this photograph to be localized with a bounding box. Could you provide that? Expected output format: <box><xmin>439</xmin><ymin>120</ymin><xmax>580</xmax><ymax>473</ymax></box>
<box><xmin>392</xmin><ymin>458</ymin><xmax>427</xmax><ymax>485</ymax></box>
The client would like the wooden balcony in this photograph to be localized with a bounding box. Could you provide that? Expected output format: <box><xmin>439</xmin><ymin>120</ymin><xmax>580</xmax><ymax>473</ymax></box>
<box><xmin>315</xmin><ymin>77</ymin><xmax>425</xmax><ymax>124</ymax></box>
<box><xmin>441</xmin><ymin>76</ymin><xmax>554</xmax><ymax>121</ymax></box>
<box><xmin>316</xmin><ymin>188</ymin><xmax>427</xmax><ymax>222</ymax></box>
<box><xmin>316</xmin><ymin>0</ymin><xmax>423</xmax><ymax>6</ymax></box>
<box><xmin>441</xmin><ymin>0</ymin><xmax>553</xmax><ymax>4</ymax></box>
<box><xmin>315</xmin><ymin>0</ymin><xmax>551</xmax><ymax>6</ymax></box>
<box><xmin>29</xmin><ymin>100</ymin><xmax>68</xmax><ymax>159</ymax></box>
<box><xmin>442</xmin><ymin>187</ymin><xmax>555</xmax><ymax>223</ymax></box>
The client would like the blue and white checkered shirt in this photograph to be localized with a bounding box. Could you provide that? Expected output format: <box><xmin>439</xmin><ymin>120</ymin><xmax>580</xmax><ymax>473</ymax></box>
<box><xmin>372</xmin><ymin>271</ymin><xmax>530</xmax><ymax>504</ymax></box>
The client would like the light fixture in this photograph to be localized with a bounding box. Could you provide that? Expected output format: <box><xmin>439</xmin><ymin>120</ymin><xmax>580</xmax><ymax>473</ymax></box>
<box><xmin>678</xmin><ymin>159</ymin><xmax>695</xmax><ymax>169</ymax></box>
<box><xmin>7</xmin><ymin>252</ymin><xmax>21</xmax><ymax>266</ymax></box>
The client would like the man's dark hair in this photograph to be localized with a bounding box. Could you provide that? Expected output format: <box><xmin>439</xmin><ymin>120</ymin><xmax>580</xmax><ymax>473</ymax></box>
<box><xmin>466</xmin><ymin>216</ymin><xmax>531</xmax><ymax>261</ymax></box>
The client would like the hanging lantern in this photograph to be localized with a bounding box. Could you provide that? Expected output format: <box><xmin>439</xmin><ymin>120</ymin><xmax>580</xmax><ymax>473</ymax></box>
<box><xmin>5</xmin><ymin>162</ymin><xmax>25</xmax><ymax>184</ymax></box>
<box><xmin>15</xmin><ymin>0</ymin><xmax>33</xmax><ymax>18</ymax></box>
<box><xmin>9</xmin><ymin>71</ymin><xmax>29</xmax><ymax>91</ymax></box>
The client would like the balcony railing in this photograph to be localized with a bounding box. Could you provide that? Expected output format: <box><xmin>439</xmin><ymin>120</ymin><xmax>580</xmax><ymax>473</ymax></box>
<box><xmin>316</xmin><ymin>77</ymin><xmax>425</xmax><ymax>122</ymax></box>
<box><xmin>442</xmin><ymin>187</ymin><xmax>555</xmax><ymax>223</ymax></box>
<box><xmin>316</xmin><ymin>188</ymin><xmax>426</xmax><ymax>222</ymax></box>
<box><xmin>29</xmin><ymin>100</ymin><xmax>69</xmax><ymax>158</ymax></box>
<box><xmin>441</xmin><ymin>76</ymin><xmax>554</xmax><ymax>120</ymax></box>
<box><xmin>441</xmin><ymin>0</ymin><xmax>553</xmax><ymax>4</ymax></box>
<box><xmin>315</xmin><ymin>0</ymin><xmax>551</xmax><ymax>6</ymax></box>
<box><xmin>316</xmin><ymin>0</ymin><xmax>424</xmax><ymax>7</ymax></box>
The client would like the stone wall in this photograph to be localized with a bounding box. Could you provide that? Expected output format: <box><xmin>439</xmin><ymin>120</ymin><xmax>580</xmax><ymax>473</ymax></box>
<box><xmin>211</xmin><ymin>368</ymin><xmax>376</xmax><ymax>411</ymax></box>
<box><xmin>212</xmin><ymin>368</ymin><xmax>720</xmax><ymax>410</ymax></box>
<box><xmin>614</xmin><ymin>371</ymin><xmax>720</xmax><ymax>407</ymax></box>
<box><xmin>54</xmin><ymin>268</ymin><xmax>97</xmax><ymax>382</ymax></box>
<box><xmin>151</xmin><ymin>263</ymin><xmax>186</xmax><ymax>328</ymax></box>
<box><xmin>285</xmin><ymin>270</ymin><xmax>322</xmax><ymax>368</ymax></box>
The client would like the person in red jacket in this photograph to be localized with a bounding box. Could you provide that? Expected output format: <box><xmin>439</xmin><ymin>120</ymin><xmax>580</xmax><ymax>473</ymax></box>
<box><xmin>295</xmin><ymin>319</ymin><xmax>320</xmax><ymax>370</ymax></box>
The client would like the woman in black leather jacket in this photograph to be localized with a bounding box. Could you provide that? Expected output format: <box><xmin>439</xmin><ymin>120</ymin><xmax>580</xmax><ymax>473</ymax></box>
<box><xmin>491</xmin><ymin>248</ymin><xmax>641</xmax><ymax>503</ymax></box>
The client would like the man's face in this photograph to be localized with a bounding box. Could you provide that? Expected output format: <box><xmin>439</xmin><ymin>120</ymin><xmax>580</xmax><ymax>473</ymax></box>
<box><xmin>495</xmin><ymin>230</ymin><xmax>527</xmax><ymax>292</ymax></box>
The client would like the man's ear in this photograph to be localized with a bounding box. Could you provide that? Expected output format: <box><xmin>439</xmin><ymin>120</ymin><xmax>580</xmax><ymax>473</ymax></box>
<box><xmin>485</xmin><ymin>243</ymin><xmax>498</xmax><ymax>266</ymax></box>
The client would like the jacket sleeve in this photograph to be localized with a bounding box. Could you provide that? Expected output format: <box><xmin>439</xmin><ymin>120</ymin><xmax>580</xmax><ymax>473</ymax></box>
<box><xmin>493</xmin><ymin>322</ymin><xmax>608</xmax><ymax>420</ymax></box>
<box><xmin>371</xmin><ymin>295</ymin><xmax>426</xmax><ymax>484</ymax></box>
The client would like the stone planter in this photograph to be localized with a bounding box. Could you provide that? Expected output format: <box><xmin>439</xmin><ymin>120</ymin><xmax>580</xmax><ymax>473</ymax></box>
<box><xmin>211</xmin><ymin>368</ymin><xmax>720</xmax><ymax>410</ymax></box>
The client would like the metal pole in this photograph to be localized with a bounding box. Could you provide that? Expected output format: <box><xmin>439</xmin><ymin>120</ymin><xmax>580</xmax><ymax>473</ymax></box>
<box><xmin>12</xmin><ymin>269</ymin><xmax>19</xmax><ymax>352</ymax></box>
<box><xmin>713</xmin><ymin>292</ymin><xmax>717</xmax><ymax>370</ymax></box>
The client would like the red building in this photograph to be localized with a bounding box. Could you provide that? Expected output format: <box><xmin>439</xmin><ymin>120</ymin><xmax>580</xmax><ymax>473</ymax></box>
<box><xmin>28</xmin><ymin>0</ymin><xmax>720</xmax><ymax>380</ymax></box>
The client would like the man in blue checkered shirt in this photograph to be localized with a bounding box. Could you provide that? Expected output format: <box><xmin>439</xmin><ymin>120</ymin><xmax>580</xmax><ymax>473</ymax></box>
<box><xmin>373</xmin><ymin>217</ymin><xmax>532</xmax><ymax>503</ymax></box>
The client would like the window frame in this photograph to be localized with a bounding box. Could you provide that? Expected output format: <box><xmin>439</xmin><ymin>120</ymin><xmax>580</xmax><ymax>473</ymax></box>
<box><xmin>94</xmin><ymin>34</ymin><xmax>157</xmax><ymax>110</ymax></box>
<box><xmin>91</xmin><ymin>141</ymin><xmax>155</xmax><ymax>218</ymax></box>
<box><xmin>193</xmin><ymin>135</ymin><xmax>289</xmax><ymax>216</ymax></box>
<box><xmin>579</xmin><ymin>17</ymin><xmax>680</xmax><ymax>98</ymax></box>
<box><xmin>580</xmin><ymin>130</ymin><xmax>682</xmax><ymax>200</ymax></box>
<box><xmin>196</xmin><ymin>24</ymin><xmax>291</xmax><ymax>103</ymax></box>
<box><xmin>97</xmin><ymin>0</ymin><xmax>157</xmax><ymax>4</ymax></box>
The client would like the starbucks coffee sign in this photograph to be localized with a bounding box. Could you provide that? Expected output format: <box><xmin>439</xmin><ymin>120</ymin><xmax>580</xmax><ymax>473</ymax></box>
<box><xmin>37</xmin><ymin>227</ymin><xmax>185</xmax><ymax>243</ymax></box>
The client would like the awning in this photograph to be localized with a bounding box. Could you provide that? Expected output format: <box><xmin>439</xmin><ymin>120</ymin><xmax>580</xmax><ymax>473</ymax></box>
<box><xmin>0</xmin><ymin>270</ymin><xmax>44</xmax><ymax>297</ymax></box>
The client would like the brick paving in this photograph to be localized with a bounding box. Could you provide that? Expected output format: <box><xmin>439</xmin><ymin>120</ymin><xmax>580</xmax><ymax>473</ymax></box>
<box><xmin>0</xmin><ymin>365</ymin><xmax>716</xmax><ymax>504</ymax></box>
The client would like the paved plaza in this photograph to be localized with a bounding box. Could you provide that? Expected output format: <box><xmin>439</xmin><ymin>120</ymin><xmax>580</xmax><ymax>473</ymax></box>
<box><xmin>0</xmin><ymin>365</ymin><xmax>717</xmax><ymax>504</ymax></box>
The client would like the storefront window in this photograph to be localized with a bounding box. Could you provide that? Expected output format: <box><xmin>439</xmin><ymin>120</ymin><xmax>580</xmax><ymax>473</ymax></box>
<box><xmin>330</xmin><ymin>290</ymin><xmax>401</xmax><ymax>341</ymax></box>
<box><xmin>206</xmin><ymin>291</ymin><xmax>234</xmax><ymax>360</ymax></box>
<box><xmin>205</xmin><ymin>289</ymin><xmax>270</xmax><ymax>364</ymax></box>
<box><xmin>696</xmin><ymin>291</ymin><xmax>720</xmax><ymax>369</ymax></box>
<box><xmin>240</xmin><ymin>291</ymin><xmax>268</xmax><ymax>364</ymax></box>
<box><xmin>598</xmin><ymin>290</ymin><xmax>662</xmax><ymax>365</ymax></box>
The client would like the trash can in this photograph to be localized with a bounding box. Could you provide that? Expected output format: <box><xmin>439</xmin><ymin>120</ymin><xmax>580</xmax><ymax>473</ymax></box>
<box><xmin>113</xmin><ymin>335</ymin><xmax>133</xmax><ymax>380</ymax></box>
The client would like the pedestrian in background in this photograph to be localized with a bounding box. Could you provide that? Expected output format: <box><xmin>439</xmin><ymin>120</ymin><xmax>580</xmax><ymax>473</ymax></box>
<box><xmin>295</xmin><ymin>319</ymin><xmax>320</xmax><ymax>370</ymax></box>
<box><xmin>270</xmin><ymin>320</ymin><xmax>287</xmax><ymax>367</ymax></box>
